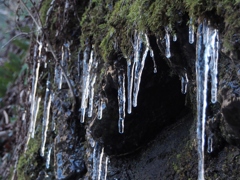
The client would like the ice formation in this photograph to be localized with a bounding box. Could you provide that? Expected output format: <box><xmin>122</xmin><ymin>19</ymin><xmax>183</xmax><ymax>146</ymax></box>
<box><xmin>40</xmin><ymin>80</ymin><xmax>52</xmax><ymax>157</ymax></box>
<box><xmin>118</xmin><ymin>70</ymin><xmax>126</xmax><ymax>133</ymax></box>
<box><xmin>173</xmin><ymin>34</ymin><xmax>177</xmax><ymax>42</ymax></box>
<box><xmin>80</xmin><ymin>47</ymin><xmax>93</xmax><ymax>123</ymax></box>
<box><xmin>30</xmin><ymin>45</ymin><xmax>40</xmax><ymax>128</ymax></box>
<box><xmin>92</xmin><ymin>143</ymin><xmax>108</xmax><ymax>180</ymax></box>
<box><xmin>46</xmin><ymin>146</ymin><xmax>52</xmax><ymax>169</ymax></box>
<box><xmin>31</xmin><ymin>97</ymin><xmax>41</xmax><ymax>138</ymax></box>
<box><xmin>189</xmin><ymin>18</ymin><xmax>195</xmax><ymax>44</ymax></box>
<box><xmin>207</xmin><ymin>136</ymin><xmax>213</xmax><ymax>153</ymax></box>
<box><xmin>127</xmin><ymin>58</ymin><xmax>134</xmax><ymax>114</ymax></box>
<box><xmin>97</xmin><ymin>99</ymin><xmax>103</xmax><ymax>120</ymax></box>
<box><xmin>181</xmin><ymin>73</ymin><xmax>189</xmax><ymax>94</ymax></box>
<box><xmin>165</xmin><ymin>27</ymin><xmax>171</xmax><ymax>58</ymax></box>
<box><xmin>133</xmin><ymin>34</ymin><xmax>149</xmax><ymax>107</ymax></box>
<box><xmin>196</xmin><ymin>21</ymin><xmax>219</xmax><ymax>180</ymax></box>
<box><xmin>145</xmin><ymin>33</ymin><xmax>157</xmax><ymax>73</ymax></box>
<box><xmin>88</xmin><ymin>74</ymin><xmax>97</xmax><ymax>117</ymax></box>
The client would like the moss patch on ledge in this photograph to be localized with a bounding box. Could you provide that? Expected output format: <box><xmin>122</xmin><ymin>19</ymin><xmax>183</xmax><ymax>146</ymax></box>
<box><xmin>78</xmin><ymin>0</ymin><xmax>240</xmax><ymax>61</ymax></box>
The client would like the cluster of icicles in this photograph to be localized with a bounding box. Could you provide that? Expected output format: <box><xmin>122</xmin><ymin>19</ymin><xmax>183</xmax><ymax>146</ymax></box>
<box><xmin>25</xmin><ymin>18</ymin><xmax>219</xmax><ymax>180</ymax></box>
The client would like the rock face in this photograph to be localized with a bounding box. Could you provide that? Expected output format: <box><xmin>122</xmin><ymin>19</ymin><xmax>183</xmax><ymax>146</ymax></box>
<box><xmin>2</xmin><ymin>0</ymin><xmax>240</xmax><ymax>180</ymax></box>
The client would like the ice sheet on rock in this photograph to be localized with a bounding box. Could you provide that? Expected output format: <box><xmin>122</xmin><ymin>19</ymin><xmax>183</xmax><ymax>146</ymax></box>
<box><xmin>165</xmin><ymin>27</ymin><xmax>171</xmax><ymax>58</ymax></box>
<box><xmin>118</xmin><ymin>70</ymin><xmax>126</xmax><ymax>133</ymax></box>
<box><xmin>181</xmin><ymin>73</ymin><xmax>189</xmax><ymax>94</ymax></box>
<box><xmin>40</xmin><ymin>80</ymin><xmax>52</xmax><ymax>157</ymax></box>
<box><xmin>189</xmin><ymin>18</ymin><xmax>195</xmax><ymax>44</ymax></box>
<box><xmin>80</xmin><ymin>46</ymin><xmax>92</xmax><ymax>123</ymax></box>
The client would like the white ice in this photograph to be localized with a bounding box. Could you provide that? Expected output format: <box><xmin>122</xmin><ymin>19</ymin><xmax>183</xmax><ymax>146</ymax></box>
<box><xmin>196</xmin><ymin>21</ymin><xmax>219</xmax><ymax>180</ymax></box>
<box><xmin>40</xmin><ymin>80</ymin><xmax>52</xmax><ymax>157</ymax></box>
<box><xmin>80</xmin><ymin>47</ymin><xmax>93</xmax><ymax>123</ymax></box>
<box><xmin>165</xmin><ymin>27</ymin><xmax>171</xmax><ymax>58</ymax></box>
<box><xmin>181</xmin><ymin>73</ymin><xmax>189</xmax><ymax>94</ymax></box>
<box><xmin>118</xmin><ymin>70</ymin><xmax>126</xmax><ymax>133</ymax></box>
<box><xmin>189</xmin><ymin>18</ymin><xmax>195</xmax><ymax>44</ymax></box>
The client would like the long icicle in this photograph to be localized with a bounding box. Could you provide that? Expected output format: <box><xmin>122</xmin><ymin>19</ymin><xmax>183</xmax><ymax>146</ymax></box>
<box><xmin>40</xmin><ymin>80</ymin><xmax>52</xmax><ymax>157</ymax></box>
<box><xmin>165</xmin><ymin>27</ymin><xmax>171</xmax><ymax>58</ymax></box>
<box><xmin>210</xmin><ymin>29</ymin><xmax>219</xmax><ymax>103</ymax></box>
<box><xmin>196</xmin><ymin>22</ymin><xmax>207</xmax><ymax>180</ymax></box>
<box><xmin>118</xmin><ymin>70</ymin><xmax>126</xmax><ymax>134</ymax></box>
<box><xmin>133</xmin><ymin>34</ymin><xmax>149</xmax><ymax>107</ymax></box>
<box><xmin>31</xmin><ymin>97</ymin><xmax>41</xmax><ymax>138</ymax></box>
<box><xmin>196</xmin><ymin>20</ymin><xmax>220</xmax><ymax>180</ymax></box>
<box><xmin>127</xmin><ymin>57</ymin><xmax>134</xmax><ymax>114</ymax></box>
<box><xmin>80</xmin><ymin>46</ymin><xmax>93</xmax><ymax>123</ymax></box>
<box><xmin>189</xmin><ymin>18</ymin><xmax>195</xmax><ymax>44</ymax></box>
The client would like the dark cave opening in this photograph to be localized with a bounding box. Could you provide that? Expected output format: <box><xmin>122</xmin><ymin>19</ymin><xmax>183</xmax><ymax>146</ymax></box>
<box><xmin>91</xmin><ymin>37</ymin><xmax>191</xmax><ymax>155</ymax></box>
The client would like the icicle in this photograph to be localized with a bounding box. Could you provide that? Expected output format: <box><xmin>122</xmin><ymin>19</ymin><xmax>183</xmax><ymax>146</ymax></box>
<box><xmin>78</xmin><ymin>50</ymin><xmax>81</xmax><ymax>80</ymax></box>
<box><xmin>173</xmin><ymin>34</ymin><xmax>177</xmax><ymax>42</ymax></box>
<box><xmin>127</xmin><ymin>58</ymin><xmax>134</xmax><ymax>114</ymax></box>
<box><xmin>145</xmin><ymin>33</ymin><xmax>157</xmax><ymax>73</ymax></box>
<box><xmin>40</xmin><ymin>80</ymin><xmax>52</xmax><ymax>157</ymax></box>
<box><xmin>30</xmin><ymin>45</ymin><xmax>40</xmax><ymax>127</ymax></box>
<box><xmin>97</xmin><ymin>99</ymin><xmax>103</xmax><ymax>120</ymax></box>
<box><xmin>38</xmin><ymin>41</ymin><xmax>43</xmax><ymax>57</ymax></box>
<box><xmin>165</xmin><ymin>27</ymin><xmax>171</xmax><ymax>58</ymax></box>
<box><xmin>133</xmin><ymin>39</ymin><xmax>148</xmax><ymax>107</ymax></box>
<box><xmin>189</xmin><ymin>18</ymin><xmax>195</xmax><ymax>44</ymax></box>
<box><xmin>196</xmin><ymin>22</ymin><xmax>208</xmax><ymax>180</ymax></box>
<box><xmin>210</xmin><ymin>29</ymin><xmax>219</xmax><ymax>103</ymax></box>
<box><xmin>181</xmin><ymin>73</ymin><xmax>189</xmax><ymax>94</ymax></box>
<box><xmin>118</xmin><ymin>70</ymin><xmax>126</xmax><ymax>133</ymax></box>
<box><xmin>31</xmin><ymin>97</ymin><xmax>41</xmax><ymax>138</ymax></box>
<box><xmin>97</xmin><ymin>147</ymin><xmax>104</xmax><ymax>180</ymax></box>
<box><xmin>196</xmin><ymin>20</ymin><xmax>220</xmax><ymax>180</ymax></box>
<box><xmin>80</xmin><ymin>46</ymin><xmax>93</xmax><ymax>123</ymax></box>
<box><xmin>92</xmin><ymin>143</ymin><xmax>100</xmax><ymax>180</ymax></box>
<box><xmin>207</xmin><ymin>136</ymin><xmax>213</xmax><ymax>153</ymax></box>
<box><xmin>46</xmin><ymin>146</ymin><xmax>52</xmax><ymax>169</ymax></box>
<box><xmin>22</xmin><ymin>110</ymin><xmax>26</xmax><ymax>121</ymax></box>
<box><xmin>58</xmin><ymin>46</ymin><xmax>64</xmax><ymax>89</ymax></box>
<box><xmin>103</xmin><ymin>156</ymin><xmax>109</xmax><ymax>180</ymax></box>
<box><xmin>88</xmin><ymin>75</ymin><xmax>97</xmax><ymax>117</ymax></box>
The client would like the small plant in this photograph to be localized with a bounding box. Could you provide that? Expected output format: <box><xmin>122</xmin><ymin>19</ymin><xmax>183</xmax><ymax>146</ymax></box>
<box><xmin>0</xmin><ymin>39</ymin><xmax>29</xmax><ymax>98</ymax></box>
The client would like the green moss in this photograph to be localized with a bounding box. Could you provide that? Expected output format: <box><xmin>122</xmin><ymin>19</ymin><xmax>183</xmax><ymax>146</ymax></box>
<box><xmin>17</xmin><ymin>137</ymin><xmax>42</xmax><ymax>180</ymax></box>
<box><xmin>8</xmin><ymin>166</ymin><xmax>14</xmax><ymax>180</ymax></box>
<box><xmin>78</xmin><ymin>0</ymin><xmax>240</xmax><ymax>62</ymax></box>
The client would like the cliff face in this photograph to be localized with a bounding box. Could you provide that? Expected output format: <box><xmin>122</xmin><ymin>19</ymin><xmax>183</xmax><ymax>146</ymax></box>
<box><xmin>1</xmin><ymin>0</ymin><xmax>240</xmax><ymax>179</ymax></box>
